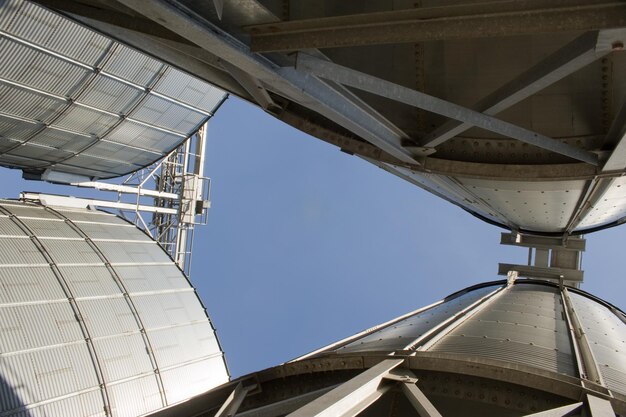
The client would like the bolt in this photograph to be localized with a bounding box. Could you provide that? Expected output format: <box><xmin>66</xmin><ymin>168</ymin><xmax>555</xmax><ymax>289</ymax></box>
<box><xmin>613</xmin><ymin>41</ymin><xmax>624</xmax><ymax>51</ymax></box>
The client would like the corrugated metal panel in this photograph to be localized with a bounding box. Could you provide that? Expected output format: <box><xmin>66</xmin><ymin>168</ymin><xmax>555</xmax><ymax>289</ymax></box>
<box><xmin>107</xmin><ymin>375</ymin><xmax>163</xmax><ymax>417</ymax></box>
<box><xmin>78</xmin><ymin>222</ymin><xmax>151</xmax><ymax>242</ymax></box>
<box><xmin>0</xmin><ymin>137</ymin><xmax>21</xmax><ymax>155</ymax></box>
<box><xmin>61</xmin><ymin>154</ymin><xmax>138</xmax><ymax>176</ymax></box>
<box><xmin>0</xmin><ymin>37</ymin><xmax>91</xmax><ymax>97</ymax></box>
<box><xmin>0</xmin><ymin>202</ymin><xmax>58</xmax><ymax>219</ymax></box>
<box><xmin>0</xmin><ymin>201</ymin><xmax>229</xmax><ymax>416</ymax></box>
<box><xmin>147</xmin><ymin>322</ymin><xmax>221</xmax><ymax>368</ymax></box>
<box><xmin>58</xmin><ymin>265</ymin><xmax>121</xmax><ymax>298</ymax></box>
<box><xmin>336</xmin><ymin>284</ymin><xmax>500</xmax><ymax>353</ymax></box>
<box><xmin>42</xmin><ymin>238</ymin><xmax>103</xmax><ymax>264</ymax></box>
<box><xmin>17</xmin><ymin>217</ymin><xmax>80</xmax><ymax>238</ymax></box>
<box><xmin>569</xmin><ymin>292</ymin><xmax>626</xmax><ymax>395</ymax></box>
<box><xmin>0</xmin><ymin>152</ymin><xmax>43</xmax><ymax>168</ymax></box>
<box><xmin>28</xmin><ymin>128</ymin><xmax>96</xmax><ymax>153</ymax></box>
<box><xmin>0</xmin><ymin>301</ymin><xmax>83</xmax><ymax>353</ymax></box>
<box><xmin>428</xmin><ymin>284</ymin><xmax>577</xmax><ymax>376</ymax></box>
<box><xmin>92</xmin><ymin>334</ymin><xmax>154</xmax><ymax>382</ymax></box>
<box><xmin>130</xmin><ymin>94</ymin><xmax>206</xmax><ymax>134</ymax></box>
<box><xmin>0</xmin><ymin>0</ymin><xmax>226</xmax><ymax>179</ymax></box>
<box><xmin>51</xmin><ymin>162</ymin><xmax>115</xmax><ymax>179</ymax></box>
<box><xmin>153</xmin><ymin>67</ymin><xmax>227</xmax><ymax>113</ymax></box>
<box><xmin>132</xmin><ymin>292</ymin><xmax>207</xmax><ymax>330</ymax></box>
<box><xmin>82</xmin><ymin>141</ymin><xmax>161</xmax><ymax>168</ymax></box>
<box><xmin>0</xmin><ymin>113</ymin><xmax>42</xmax><ymax>140</ymax></box>
<box><xmin>52</xmin><ymin>105</ymin><xmax>120</xmax><ymax>137</ymax></box>
<box><xmin>102</xmin><ymin>44</ymin><xmax>164</xmax><ymax>88</ymax></box>
<box><xmin>0</xmin><ymin>0</ymin><xmax>112</xmax><ymax>66</ymax></box>
<box><xmin>160</xmin><ymin>357</ymin><xmax>229</xmax><ymax>405</ymax></box>
<box><xmin>0</xmin><ymin>266</ymin><xmax>65</xmax><ymax>304</ymax></box>
<box><xmin>115</xmin><ymin>264</ymin><xmax>190</xmax><ymax>293</ymax></box>
<box><xmin>95</xmin><ymin>241</ymin><xmax>172</xmax><ymax>264</ymax></box>
<box><xmin>6</xmin><ymin>142</ymin><xmax>73</xmax><ymax>164</ymax></box>
<box><xmin>0</xmin><ymin>81</ymin><xmax>66</xmax><ymax>122</ymax></box>
<box><xmin>0</xmin><ymin>215</ymin><xmax>27</xmax><ymax>236</ymax></box>
<box><xmin>23</xmin><ymin>389</ymin><xmax>106</xmax><ymax>417</ymax></box>
<box><xmin>0</xmin><ymin>238</ymin><xmax>47</xmax><ymax>265</ymax></box>
<box><xmin>59</xmin><ymin>208</ymin><xmax>126</xmax><ymax>225</ymax></box>
<box><xmin>1</xmin><ymin>342</ymin><xmax>100</xmax><ymax>406</ymax></box>
<box><xmin>77</xmin><ymin>298</ymin><xmax>139</xmax><ymax>338</ymax></box>
<box><xmin>32</xmin><ymin>343</ymin><xmax>100</xmax><ymax>402</ymax></box>
<box><xmin>78</xmin><ymin>75</ymin><xmax>144</xmax><ymax>115</ymax></box>
<box><xmin>104</xmin><ymin>119</ymin><xmax>183</xmax><ymax>151</ymax></box>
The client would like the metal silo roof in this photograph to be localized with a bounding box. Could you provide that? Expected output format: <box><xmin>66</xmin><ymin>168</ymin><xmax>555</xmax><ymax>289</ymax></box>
<box><xmin>0</xmin><ymin>0</ymin><xmax>227</xmax><ymax>180</ymax></box>
<box><xmin>292</xmin><ymin>280</ymin><xmax>626</xmax><ymax>397</ymax></box>
<box><xmin>0</xmin><ymin>199</ymin><xmax>229</xmax><ymax>417</ymax></box>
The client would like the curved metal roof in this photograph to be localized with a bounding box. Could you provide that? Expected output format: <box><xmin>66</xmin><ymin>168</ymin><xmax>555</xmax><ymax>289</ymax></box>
<box><xmin>297</xmin><ymin>280</ymin><xmax>626</xmax><ymax>397</ymax></box>
<box><xmin>0</xmin><ymin>0</ymin><xmax>227</xmax><ymax>180</ymax></box>
<box><xmin>44</xmin><ymin>0</ymin><xmax>626</xmax><ymax>235</ymax></box>
<box><xmin>143</xmin><ymin>279</ymin><xmax>626</xmax><ymax>417</ymax></box>
<box><xmin>0</xmin><ymin>199</ymin><xmax>229</xmax><ymax>417</ymax></box>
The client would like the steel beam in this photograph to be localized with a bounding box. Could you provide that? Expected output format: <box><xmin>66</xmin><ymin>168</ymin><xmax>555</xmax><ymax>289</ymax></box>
<box><xmin>219</xmin><ymin>61</ymin><xmax>278</xmax><ymax>111</ymax></box>
<box><xmin>215</xmin><ymin>382</ymin><xmax>254</xmax><ymax>417</ymax></box>
<box><xmin>114</xmin><ymin>0</ymin><xmax>419</xmax><ymax>165</ymax></box>
<box><xmin>586</xmin><ymin>395</ymin><xmax>616</xmax><ymax>416</ymax></box>
<box><xmin>420</xmin><ymin>30</ymin><xmax>622</xmax><ymax>147</ymax></box>
<box><xmin>498</xmin><ymin>264</ymin><xmax>584</xmax><ymax>282</ymax></box>
<box><xmin>236</xmin><ymin>386</ymin><xmax>338</xmax><ymax>417</ymax></box>
<box><xmin>522</xmin><ymin>402</ymin><xmax>583</xmax><ymax>416</ymax></box>
<box><xmin>296</xmin><ymin>54</ymin><xmax>599</xmax><ymax>165</ymax></box>
<box><xmin>20</xmin><ymin>192</ymin><xmax>178</xmax><ymax>215</ymax></box>
<box><xmin>603</xmin><ymin>101</ymin><xmax>626</xmax><ymax>171</ymax></box>
<box><xmin>401</xmin><ymin>381</ymin><xmax>443</xmax><ymax>417</ymax></box>
<box><xmin>500</xmin><ymin>233</ymin><xmax>586</xmax><ymax>251</ymax></box>
<box><xmin>410</xmin><ymin>285</ymin><xmax>506</xmax><ymax>351</ymax></box>
<box><xmin>287</xmin><ymin>359</ymin><xmax>403</xmax><ymax>417</ymax></box>
<box><xmin>562</xmin><ymin>288</ymin><xmax>604</xmax><ymax>385</ymax></box>
<box><xmin>247</xmin><ymin>1</ymin><xmax>626</xmax><ymax>52</ymax></box>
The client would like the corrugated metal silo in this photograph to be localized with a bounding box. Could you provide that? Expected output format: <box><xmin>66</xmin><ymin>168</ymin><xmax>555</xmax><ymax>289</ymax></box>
<box><xmin>0</xmin><ymin>0</ymin><xmax>227</xmax><ymax>180</ymax></box>
<box><xmin>149</xmin><ymin>280</ymin><xmax>626</xmax><ymax>417</ymax></box>
<box><xmin>0</xmin><ymin>199</ymin><xmax>229</xmax><ymax>417</ymax></box>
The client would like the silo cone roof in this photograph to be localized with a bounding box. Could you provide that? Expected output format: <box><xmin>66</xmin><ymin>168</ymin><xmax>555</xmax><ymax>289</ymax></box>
<box><xmin>0</xmin><ymin>199</ymin><xmax>229</xmax><ymax>417</ymax></box>
<box><xmin>141</xmin><ymin>280</ymin><xmax>626</xmax><ymax>417</ymax></box>
<box><xmin>300</xmin><ymin>280</ymin><xmax>626</xmax><ymax>397</ymax></box>
<box><xmin>0</xmin><ymin>0</ymin><xmax>227</xmax><ymax>180</ymax></box>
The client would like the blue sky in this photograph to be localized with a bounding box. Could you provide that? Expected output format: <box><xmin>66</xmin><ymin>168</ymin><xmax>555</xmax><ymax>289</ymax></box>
<box><xmin>2</xmin><ymin>96</ymin><xmax>625</xmax><ymax>378</ymax></box>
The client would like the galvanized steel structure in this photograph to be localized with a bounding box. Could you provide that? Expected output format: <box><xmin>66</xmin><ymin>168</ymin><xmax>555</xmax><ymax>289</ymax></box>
<box><xmin>0</xmin><ymin>0</ymin><xmax>226</xmax><ymax>180</ymax></box>
<box><xmin>38</xmin><ymin>0</ymin><xmax>626</xmax><ymax>235</ymax></box>
<box><xmin>149</xmin><ymin>279</ymin><xmax>626</xmax><ymax>417</ymax></box>
<box><xmin>0</xmin><ymin>1</ymin><xmax>625</xmax><ymax>417</ymax></box>
<box><xmin>0</xmin><ymin>199</ymin><xmax>229</xmax><ymax>417</ymax></box>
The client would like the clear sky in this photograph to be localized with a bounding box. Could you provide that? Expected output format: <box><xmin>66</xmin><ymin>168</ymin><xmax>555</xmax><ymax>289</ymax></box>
<box><xmin>2</xmin><ymin>96</ymin><xmax>624</xmax><ymax>378</ymax></box>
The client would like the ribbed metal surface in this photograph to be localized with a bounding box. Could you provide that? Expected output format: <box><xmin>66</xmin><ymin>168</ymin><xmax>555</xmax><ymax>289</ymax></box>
<box><xmin>0</xmin><ymin>200</ymin><xmax>229</xmax><ymax>417</ymax></box>
<box><xmin>108</xmin><ymin>375</ymin><xmax>163</xmax><ymax>417</ymax></box>
<box><xmin>428</xmin><ymin>284</ymin><xmax>577</xmax><ymax>376</ymax></box>
<box><xmin>104</xmin><ymin>120</ymin><xmax>184</xmax><ymax>151</ymax></box>
<box><xmin>159</xmin><ymin>356</ymin><xmax>229</xmax><ymax>405</ymax></box>
<box><xmin>0</xmin><ymin>0</ymin><xmax>227</xmax><ymax>179</ymax></box>
<box><xmin>335</xmin><ymin>284</ymin><xmax>501</xmax><ymax>353</ymax></box>
<box><xmin>311</xmin><ymin>281</ymin><xmax>623</xmax><ymax>385</ymax></box>
<box><xmin>0</xmin><ymin>113</ymin><xmax>41</xmax><ymax>140</ymax></box>
<box><xmin>102</xmin><ymin>44</ymin><xmax>164</xmax><ymax>88</ymax></box>
<box><xmin>569</xmin><ymin>292</ymin><xmax>626</xmax><ymax>395</ymax></box>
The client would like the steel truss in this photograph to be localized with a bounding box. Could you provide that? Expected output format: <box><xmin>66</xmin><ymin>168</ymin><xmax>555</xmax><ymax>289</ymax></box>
<box><xmin>23</xmin><ymin>123</ymin><xmax>212</xmax><ymax>276</ymax></box>
<box><xmin>202</xmin><ymin>358</ymin><xmax>616</xmax><ymax>417</ymax></box>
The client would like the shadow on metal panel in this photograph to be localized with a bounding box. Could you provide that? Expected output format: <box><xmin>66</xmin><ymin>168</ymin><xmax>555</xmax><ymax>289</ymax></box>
<box><xmin>0</xmin><ymin>367</ymin><xmax>32</xmax><ymax>417</ymax></box>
